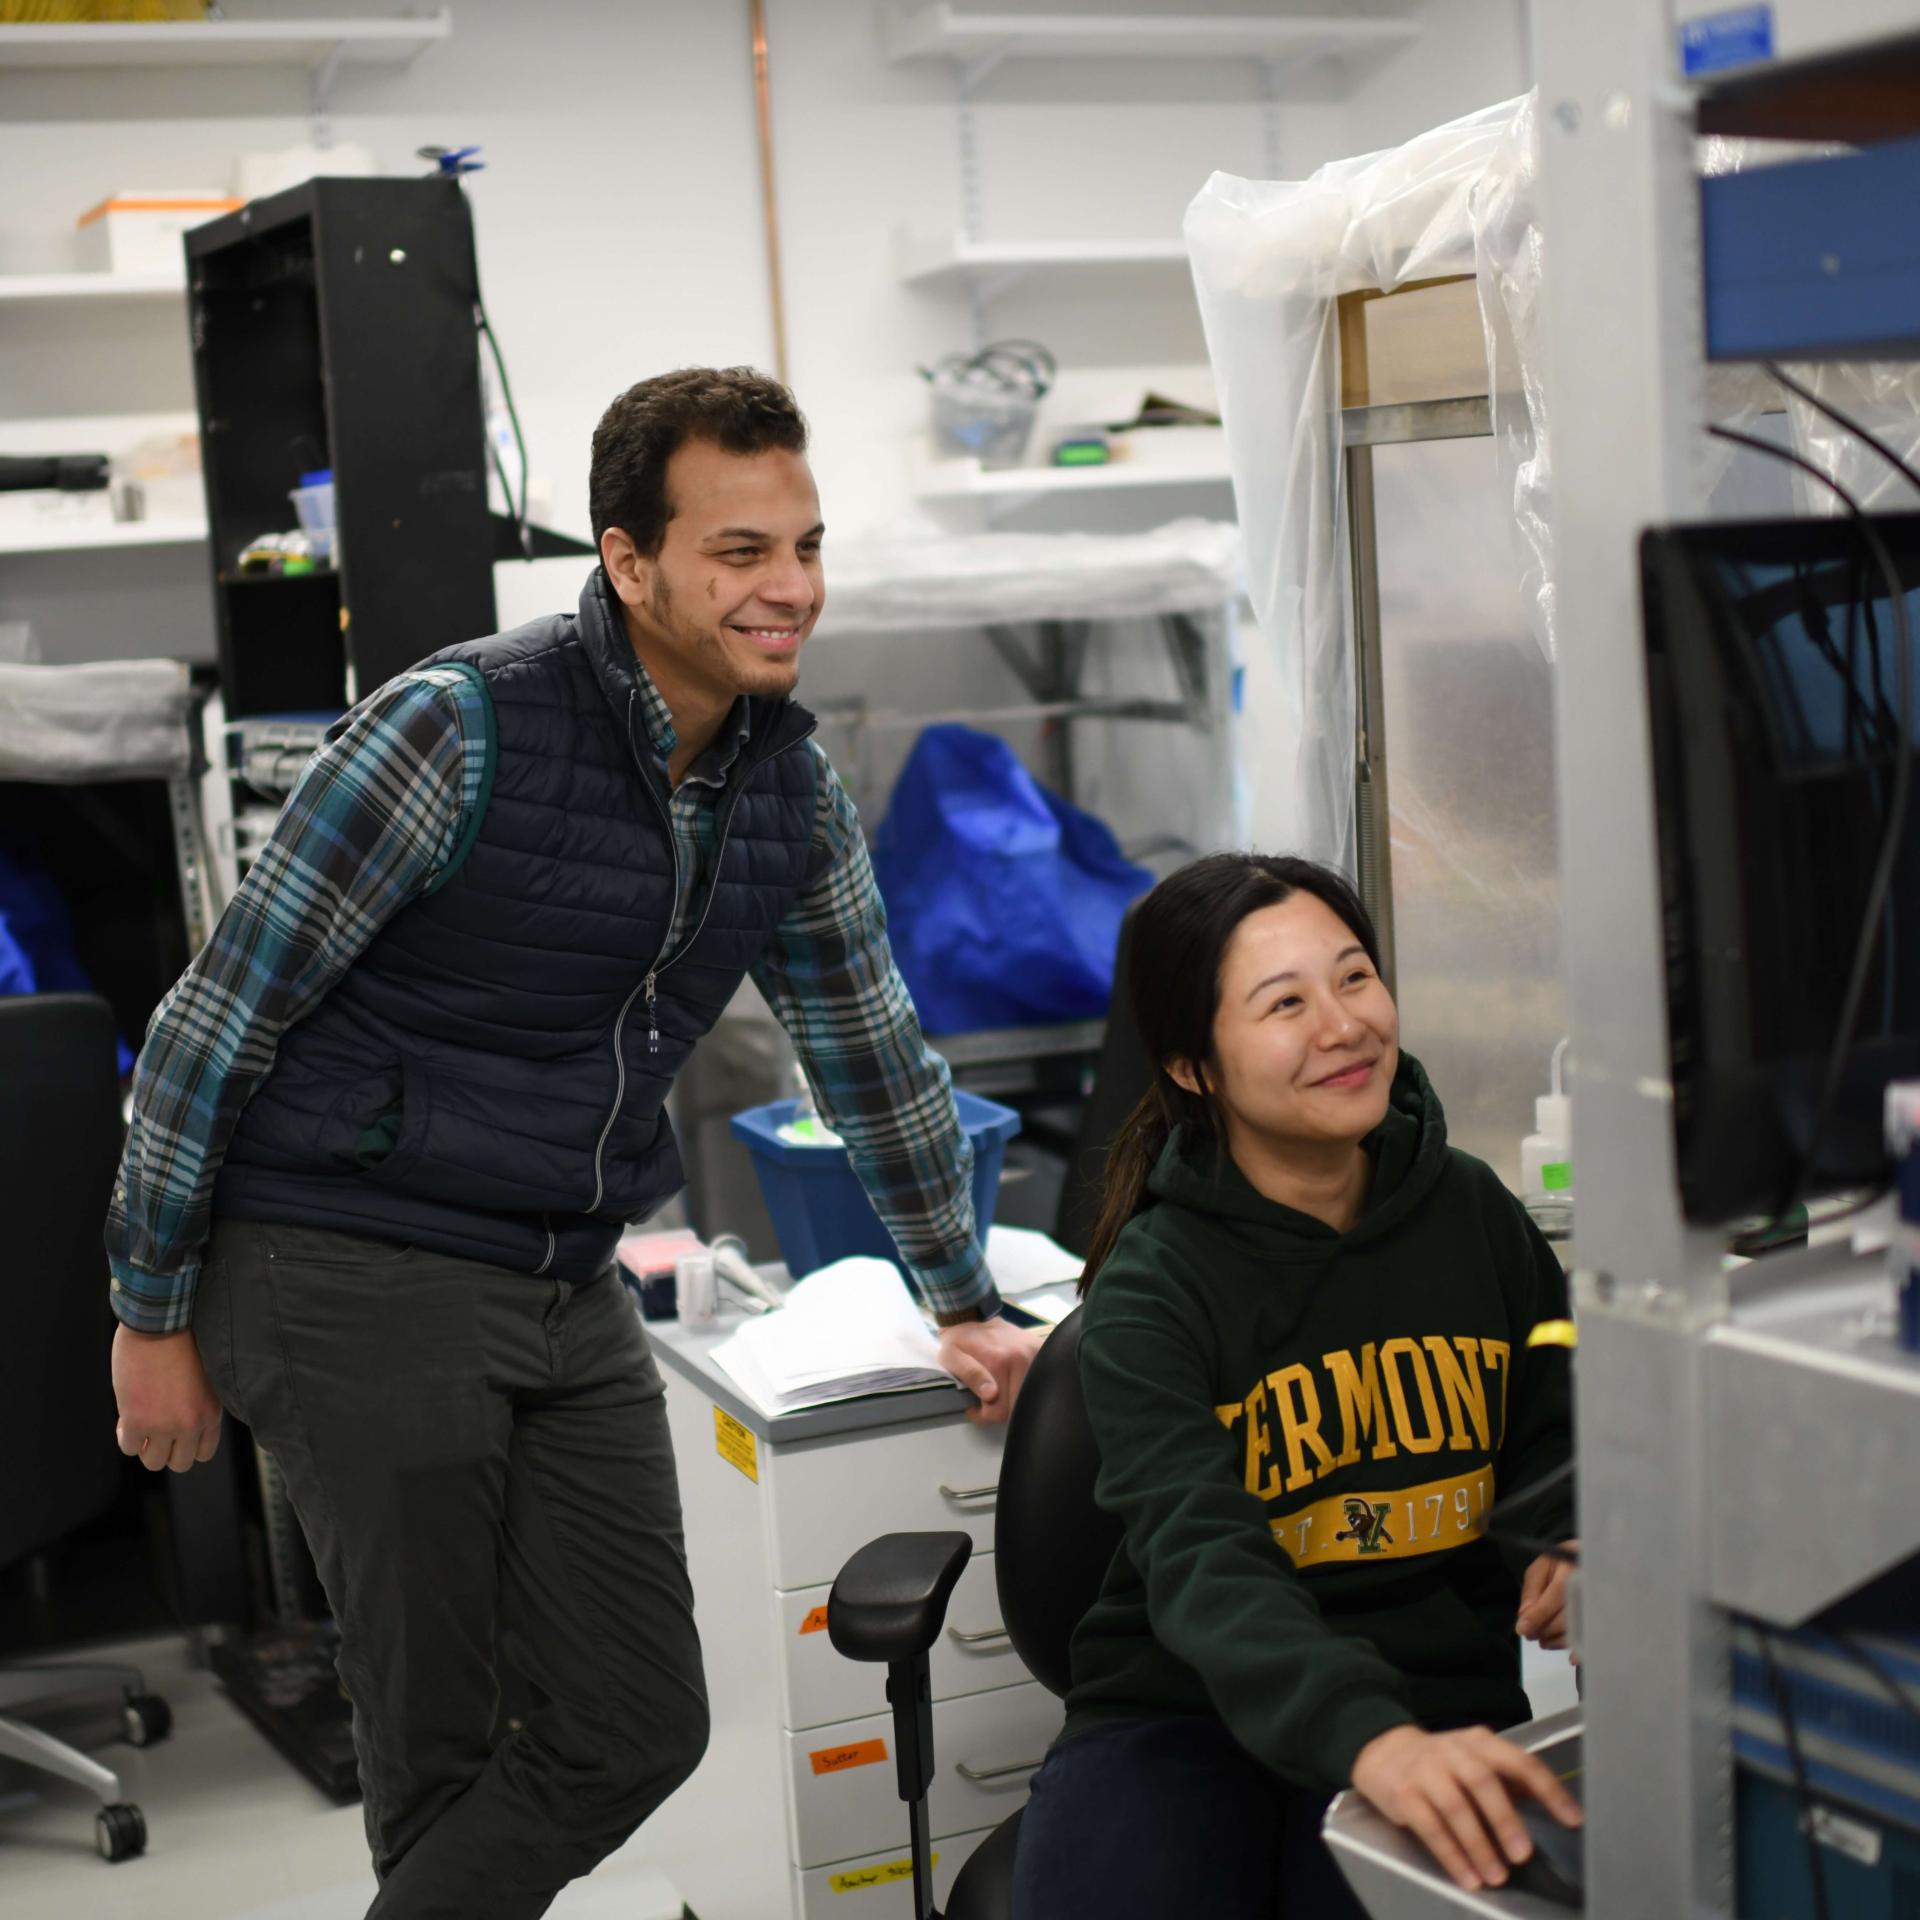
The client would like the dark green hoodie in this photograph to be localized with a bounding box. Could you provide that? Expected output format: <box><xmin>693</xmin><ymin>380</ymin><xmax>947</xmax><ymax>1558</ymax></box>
<box><xmin>1061</xmin><ymin>1055</ymin><xmax>1574</xmax><ymax>1794</ymax></box>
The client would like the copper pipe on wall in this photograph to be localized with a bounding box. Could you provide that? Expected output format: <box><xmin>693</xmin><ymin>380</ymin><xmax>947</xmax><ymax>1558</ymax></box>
<box><xmin>749</xmin><ymin>0</ymin><xmax>791</xmax><ymax>385</ymax></box>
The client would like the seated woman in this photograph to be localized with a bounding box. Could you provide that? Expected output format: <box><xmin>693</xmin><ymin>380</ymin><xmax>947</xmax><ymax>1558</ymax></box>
<box><xmin>1012</xmin><ymin>853</ymin><xmax>1581</xmax><ymax>1919</ymax></box>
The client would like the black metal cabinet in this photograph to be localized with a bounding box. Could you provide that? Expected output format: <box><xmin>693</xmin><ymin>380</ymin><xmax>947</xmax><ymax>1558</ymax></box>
<box><xmin>186</xmin><ymin>178</ymin><xmax>496</xmax><ymax>719</ymax></box>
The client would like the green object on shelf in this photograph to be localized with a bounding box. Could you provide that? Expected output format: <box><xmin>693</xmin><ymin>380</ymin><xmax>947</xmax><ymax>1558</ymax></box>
<box><xmin>1053</xmin><ymin>438</ymin><xmax>1110</xmax><ymax>467</ymax></box>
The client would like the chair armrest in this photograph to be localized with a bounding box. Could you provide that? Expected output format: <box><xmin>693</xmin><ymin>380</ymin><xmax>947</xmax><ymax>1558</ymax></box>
<box><xmin>828</xmin><ymin>1531</ymin><xmax>972</xmax><ymax>1664</ymax></box>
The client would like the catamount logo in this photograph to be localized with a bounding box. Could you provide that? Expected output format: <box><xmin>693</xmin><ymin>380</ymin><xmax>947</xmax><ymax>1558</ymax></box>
<box><xmin>1335</xmin><ymin>1497</ymin><xmax>1394</xmax><ymax>1554</ymax></box>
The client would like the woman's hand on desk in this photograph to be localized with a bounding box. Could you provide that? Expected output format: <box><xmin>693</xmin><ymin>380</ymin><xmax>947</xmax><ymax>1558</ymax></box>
<box><xmin>936</xmin><ymin>1317</ymin><xmax>1048</xmax><ymax>1426</ymax></box>
<box><xmin>1350</xmin><ymin>1723</ymin><xmax>1582</xmax><ymax>1894</ymax></box>
<box><xmin>112</xmin><ymin>1326</ymin><xmax>224</xmax><ymax>1473</ymax></box>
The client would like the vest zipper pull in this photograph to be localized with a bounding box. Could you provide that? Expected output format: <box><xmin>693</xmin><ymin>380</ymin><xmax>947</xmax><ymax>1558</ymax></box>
<box><xmin>644</xmin><ymin>971</ymin><xmax>659</xmax><ymax>1053</ymax></box>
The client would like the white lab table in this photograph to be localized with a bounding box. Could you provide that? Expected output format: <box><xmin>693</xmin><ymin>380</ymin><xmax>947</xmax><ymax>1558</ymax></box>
<box><xmin>642</xmin><ymin>1293</ymin><xmax>1067</xmax><ymax>1918</ymax></box>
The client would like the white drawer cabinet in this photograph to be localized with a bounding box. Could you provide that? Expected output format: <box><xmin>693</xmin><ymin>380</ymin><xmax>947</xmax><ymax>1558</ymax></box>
<box><xmin>785</xmin><ymin>1683</ymin><xmax>1063</xmax><ymax>1869</ymax></box>
<box><xmin>778</xmin><ymin>1552</ymin><xmax>1024</xmax><ymax>1729</ymax></box>
<box><xmin>643</xmin><ymin>1304</ymin><xmax>1057</xmax><ymax>1919</ymax></box>
<box><xmin>767</xmin><ymin>1416</ymin><xmax>1006</xmax><ymax>1589</ymax></box>
<box><xmin>792</xmin><ymin>1824</ymin><xmax>997</xmax><ymax>1919</ymax></box>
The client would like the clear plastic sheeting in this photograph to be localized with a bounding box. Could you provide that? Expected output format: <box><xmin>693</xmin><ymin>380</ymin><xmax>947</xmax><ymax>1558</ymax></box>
<box><xmin>814</xmin><ymin>518</ymin><xmax>1241</xmax><ymax>636</ymax></box>
<box><xmin>0</xmin><ymin>658</ymin><xmax>197</xmax><ymax>782</ymax></box>
<box><xmin>1185</xmin><ymin>97</ymin><xmax>1545</xmax><ymax>866</ymax></box>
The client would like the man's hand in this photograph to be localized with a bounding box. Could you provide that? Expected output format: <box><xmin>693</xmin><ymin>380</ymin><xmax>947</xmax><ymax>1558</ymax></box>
<box><xmin>1517</xmin><ymin>1542</ymin><xmax>1579</xmax><ymax>1653</ymax></box>
<box><xmin>111</xmin><ymin>1325</ymin><xmax>224</xmax><ymax>1473</ymax></box>
<box><xmin>1351</xmin><ymin>1723</ymin><xmax>1583</xmax><ymax>1894</ymax></box>
<box><xmin>936</xmin><ymin>1316</ymin><xmax>1047</xmax><ymax>1426</ymax></box>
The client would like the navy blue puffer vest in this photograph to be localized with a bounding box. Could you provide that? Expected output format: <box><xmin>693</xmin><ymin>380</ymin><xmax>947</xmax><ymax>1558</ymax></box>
<box><xmin>216</xmin><ymin>570</ymin><xmax>818</xmax><ymax>1280</ymax></box>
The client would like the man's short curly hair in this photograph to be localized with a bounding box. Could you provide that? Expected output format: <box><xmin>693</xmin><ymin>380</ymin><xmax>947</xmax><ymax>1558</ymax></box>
<box><xmin>589</xmin><ymin>367</ymin><xmax>810</xmax><ymax>555</ymax></box>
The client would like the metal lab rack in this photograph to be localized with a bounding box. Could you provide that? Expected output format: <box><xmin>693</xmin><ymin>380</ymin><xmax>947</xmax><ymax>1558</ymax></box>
<box><xmin>1330</xmin><ymin>9</ymin><xmax>1920</xmax><ymax>1919</ymax></box>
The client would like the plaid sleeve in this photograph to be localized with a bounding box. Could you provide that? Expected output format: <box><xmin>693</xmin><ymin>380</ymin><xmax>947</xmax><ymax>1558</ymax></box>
<box><xmin>105</xmin><ymin>664</ymin><xmax>492</xmax><ymax>1334</ymax></box>
<box><xmin>750</xmin><ymin>742</ymin><xmax>998</xmax><ymax>1323</ymax></box>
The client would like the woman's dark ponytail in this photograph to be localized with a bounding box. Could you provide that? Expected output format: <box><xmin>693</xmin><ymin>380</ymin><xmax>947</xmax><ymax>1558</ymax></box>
<box><xmin>1078</xmin><ymin>1092</ymin><xmax>1175</xmax><ymax>1293</ymax></box>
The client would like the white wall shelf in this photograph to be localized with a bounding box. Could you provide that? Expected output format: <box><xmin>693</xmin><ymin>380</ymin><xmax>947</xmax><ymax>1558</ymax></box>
<box><xmin>0</xmin><ymin>272</ymin><xmax>182</xmax><ymax>305</ymax></box>
<box><xmin>0</xmin><ymin>12</ymin><xmax>449</xmax><ymax>71</ymax></box>
<box><xmin>896</xmin><ymin>230</ymin><xmax>1189</xmax><ymax>289</ymax></box>
<box><xmin>914</xmin><ymin>449</ymin><xmax>1232</xmax><ymax>501</ymax></box>
<box><xmin>0</xmin><ymin>517</ymin><xmax>207</xmax><ymax>557</ymax></box>
<box><xmin>883</xmin><ymin>5</ymin><xmax>1420</xmax><ymax>67</ymax></box>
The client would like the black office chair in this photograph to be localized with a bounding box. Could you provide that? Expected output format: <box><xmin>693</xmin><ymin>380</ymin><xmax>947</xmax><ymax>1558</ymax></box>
<box><xmin>829</xmin><ymin>1308</ymin><xmax>1121</xmax><ymax>1919</ymax></box>
<box><xmin>0</xmin><ymin>993</ymin><xmax>169</xmax><ymax>1862</ymax></box>
<box><xmin>1053</xmin><ymin>902</ymin><xmax>1151</xmax><ymax>1258</ymax></box>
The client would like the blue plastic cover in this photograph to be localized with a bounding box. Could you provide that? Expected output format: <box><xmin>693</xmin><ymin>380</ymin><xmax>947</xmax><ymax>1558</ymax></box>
<box><xmin>0</xmin><ymin>846</ymin><xmax>133</xmax><ymax>1073</ymax></box>
<box><xmin>871</xmin><ymin>725</ymin><xmax>1151</xmax><ymax>1034</ymax></box>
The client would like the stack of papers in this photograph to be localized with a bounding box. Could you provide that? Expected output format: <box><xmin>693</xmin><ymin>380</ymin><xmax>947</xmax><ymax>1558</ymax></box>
<box><xmin>710</xmin><ymin>1258</ymin><xmax>957</xmax><ymax>1418</ymax></box>
<box><xmin>985</xmin><ymin>1224</ymin><xmax>1085</xmax><ymax>1294</ymax></box>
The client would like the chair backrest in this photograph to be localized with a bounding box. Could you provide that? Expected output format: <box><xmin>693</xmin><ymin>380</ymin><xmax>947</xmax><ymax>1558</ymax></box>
<box><xmin>1053</xmin><ymin>901</ymin><xmax>1152</xmax><ymax>1257</ymax></box>
<box><xmin>0</xmin><ymin>993</ymin><xmax>125</xmax><ymax>1569</ymax></box>
<box><xmin>993</xmin><ymin>1307</ymin><xmax>1124</xmax><ymax>1699</ymax></box>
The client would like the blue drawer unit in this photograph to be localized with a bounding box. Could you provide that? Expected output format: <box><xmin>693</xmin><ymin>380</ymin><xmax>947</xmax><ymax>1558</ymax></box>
<box><xmin>1701</xmin><ymin>134</ymin><xmax>1920</xmax><ymax>361</ymax></box>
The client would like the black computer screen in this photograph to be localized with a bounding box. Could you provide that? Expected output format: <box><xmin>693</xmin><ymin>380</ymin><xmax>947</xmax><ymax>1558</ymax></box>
<box><xmin>1641</xmin><ymin>512</ymin><xmax>1920</xmax><ymax>1223</ymax></box>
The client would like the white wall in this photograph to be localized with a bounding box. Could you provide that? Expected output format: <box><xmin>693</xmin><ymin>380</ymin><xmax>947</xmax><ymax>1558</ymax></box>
<box><xmin>1339</xmin><ymin>0</ymin><xmax>1528</xmax><ymax>156</ymax></box>
<box><xmin>1</xmin><ymin>0</ymin><xmax>1532</xmax><ymax>840</ymax></box>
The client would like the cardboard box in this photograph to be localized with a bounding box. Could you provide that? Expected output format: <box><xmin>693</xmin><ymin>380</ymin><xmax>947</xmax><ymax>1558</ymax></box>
<box><xmin>76</xmin><ymin>190</ymin><xmax>242</xmax><ymax>281</ymax></box>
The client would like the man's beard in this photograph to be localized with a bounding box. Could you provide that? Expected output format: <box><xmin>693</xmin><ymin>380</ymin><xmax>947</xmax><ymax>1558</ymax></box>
<box><xmin>649</xmin><ymin>574</ymin><xmax>800</xmax><ymax>697</ymax></box>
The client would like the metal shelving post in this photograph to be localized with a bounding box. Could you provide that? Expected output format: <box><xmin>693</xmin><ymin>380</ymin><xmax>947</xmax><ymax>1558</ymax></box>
<box><xmin>1528</xmin><ymin>4</ymin><xmax>1920</xmax><ymax>1916</ymax></box>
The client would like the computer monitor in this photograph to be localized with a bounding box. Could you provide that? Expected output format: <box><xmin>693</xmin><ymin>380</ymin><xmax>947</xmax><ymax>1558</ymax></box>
<box><xmin>1640</xmin><ymin>512</ymin><xmax>1920</xmax><ymax>1224</ymax></box>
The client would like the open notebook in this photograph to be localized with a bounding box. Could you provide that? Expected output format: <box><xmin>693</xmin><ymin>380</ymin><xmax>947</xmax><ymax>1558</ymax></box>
<box><xmin>709</xmin><ymin>1258</ymin><xmax>957</xmax><ymax>1419</ymax></box>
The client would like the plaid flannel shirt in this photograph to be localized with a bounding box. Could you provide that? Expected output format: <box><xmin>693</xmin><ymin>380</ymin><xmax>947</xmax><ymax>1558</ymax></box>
<box><xmin>106</xmin><ymin>659</ymin><xmax>994</xmax><ymax>1333</ymax></box>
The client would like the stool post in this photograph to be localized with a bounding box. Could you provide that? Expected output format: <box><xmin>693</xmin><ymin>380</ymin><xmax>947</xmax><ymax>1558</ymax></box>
<box><xmin>885</xmin><ymin>1651</ymin><xmax>939</xmax><ymax>1919</ymax></box>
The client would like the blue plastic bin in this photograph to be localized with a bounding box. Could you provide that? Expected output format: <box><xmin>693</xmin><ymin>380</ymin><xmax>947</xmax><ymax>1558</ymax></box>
<box><xmin>731</xmin><ymin>1090</ymin><xmax>1021</xmax><ymax>1281</ymax></box>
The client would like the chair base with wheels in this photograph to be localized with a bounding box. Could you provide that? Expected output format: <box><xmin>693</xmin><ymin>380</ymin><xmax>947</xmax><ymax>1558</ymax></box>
<box><xmin>0</xmin><ymin>1659</ymin><xmax>170</xmax><ymax>1862</ymax></box>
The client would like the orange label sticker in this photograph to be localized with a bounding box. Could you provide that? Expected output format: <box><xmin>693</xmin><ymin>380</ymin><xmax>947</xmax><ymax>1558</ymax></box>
<box><xmin>810</xmin><ymin>1738</ymin><xmax>888</xmax><ymax>1777</ymax></box>
<box><xmin>799</xmin><ymin>1605</ymin><xmax>831</xmax><ymax>1636</ymax></box>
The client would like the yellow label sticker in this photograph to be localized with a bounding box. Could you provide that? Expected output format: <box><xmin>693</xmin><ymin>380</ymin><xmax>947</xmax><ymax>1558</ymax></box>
<box><xmin>1269</xmin><ymin>1468</ymin><xmax>1497</xmax><ymax>1570</ymax></box>
<box><xmin>799</xmin><ymin>1605</ymin><xmax>831</xmax><ymax>1636</ymax></box>
<box><xmin>810</xmin><ymin>1737</ymin><xmax>888</xmax><ymax>1777</ymax></box>
<box><xmin>714</xmin><ymin>1405</ymin><xmax>758</xmax><ymax>1483</ymax></box>
<box><xmin>829</xmin><ymin>1852</ymin><xmax>938</xmax><ymax>1893</ymax></box>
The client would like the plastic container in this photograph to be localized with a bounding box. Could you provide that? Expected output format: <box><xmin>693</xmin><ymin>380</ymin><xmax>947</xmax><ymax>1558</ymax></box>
<box><xmin>288</xmin><ymin>468</ymin><xmax>336</xmax><ymax>565</ymax></box>
<box><xmin>731</xmin><ymin>1090</ymin><xmax>1021</xmax><ymax>1281</ymax></box>
<box><xmin>929</xmin><ymin>384</ymin><xmax>1039</xmax><ymax>467</ymax></box>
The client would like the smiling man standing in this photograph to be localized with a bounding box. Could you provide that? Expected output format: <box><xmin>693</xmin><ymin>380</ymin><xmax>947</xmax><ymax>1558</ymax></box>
<box><xmin>104</xmin><ymin>368</ymin><xmax>1040</xmax><ymax>1918</ymax></box>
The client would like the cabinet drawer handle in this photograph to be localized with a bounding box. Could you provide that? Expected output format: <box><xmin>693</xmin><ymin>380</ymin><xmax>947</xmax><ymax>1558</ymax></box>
<box><xmin>946</xmin><ymin>1624</ymin><xmax>1012</xmax><ymax>1648</ymax></box>
<box><xmin>939</xmin><ymin>1481</ymin><xmax>999</xmax><ymax>1505</ymax></box>
<box><xmin>956</xmin><ymin>1757</ymin><xmax>1043</xmax><ymax>1784</ymax></box>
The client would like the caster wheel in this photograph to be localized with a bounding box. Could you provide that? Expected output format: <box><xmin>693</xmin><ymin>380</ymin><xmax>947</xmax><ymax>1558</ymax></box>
<box><xmin>96</xmin><ymin>1802</ymin><xmax>147</xmax><ymax>1862</ymax></box>
<box><xmin>123</xmin><ymin>1694</ymin><xmax>172</xmax><ymax>1748</ymax></box>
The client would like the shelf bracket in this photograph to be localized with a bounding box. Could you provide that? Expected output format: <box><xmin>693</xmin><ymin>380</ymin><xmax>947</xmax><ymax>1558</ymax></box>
<box><xmin>969</xmin><ymin>264</ymin><xmax>1028</xmax><ymax>308</ymax></box>
<box><xmin>982</xmin><ymin>623</ymin><xmax>1049</xmax><ymax>701</ymax></box>
<box><xmin>957</xmin><ymin>43</ymin><xmax>1009</xmax><ymax>96</ymax></box>
<box><xmin>309</xmin><ymin>44</ymin><xmax>348</xmax><ymax>149</ymax></box>
<box><xmin>1259</xmin><ymin>59</ymin><xmax>1285</xmax><ymax>178</ymax></box>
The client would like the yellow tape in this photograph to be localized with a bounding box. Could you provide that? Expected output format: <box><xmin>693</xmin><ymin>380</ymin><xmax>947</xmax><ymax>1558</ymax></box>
<box><xmin>714</xmin><ymin>1405</ymin><xmax>759</xmax><ymax>1483</ymax></box>
<box><xmin>1269</xmin><ymin>1467</ymin><xmax>1496</xmax><ymax>1569</ymax></box>
<box><xmin>829</xmin><ymin>1852</ymin><xmax>939</xmax><ymax>1893</ymax></box>
<box><xmin>1526</xmin><ymin>1319</ymin><xmax>1578</xmax><ymax>1350</ymax></box>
